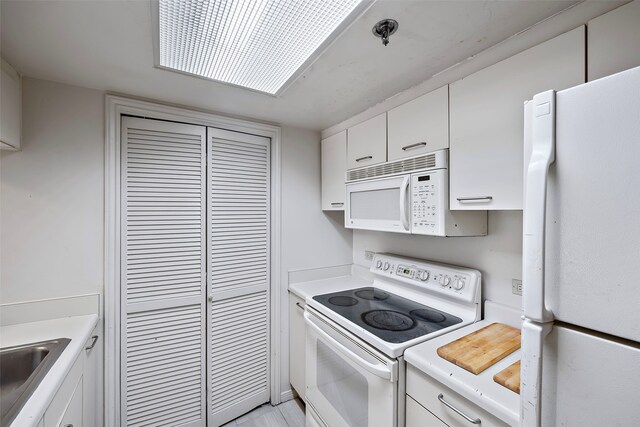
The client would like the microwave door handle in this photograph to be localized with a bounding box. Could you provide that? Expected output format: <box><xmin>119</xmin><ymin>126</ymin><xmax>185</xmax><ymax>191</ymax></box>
<box><xmin>399</xmin><ymin>176</ymin><xmax>410</xmax><ymax>231</ymax></box>
<box><xmin>305</xmin><ymin>312</ymin><xmax>394</xmax><ymax>381</ymax></box>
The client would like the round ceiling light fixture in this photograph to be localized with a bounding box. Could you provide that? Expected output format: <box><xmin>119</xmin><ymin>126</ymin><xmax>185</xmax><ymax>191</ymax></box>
<box><xmin>372</xmin><ymin>19</ymin><xmax>398</xmax><ymax>47</ymax></box>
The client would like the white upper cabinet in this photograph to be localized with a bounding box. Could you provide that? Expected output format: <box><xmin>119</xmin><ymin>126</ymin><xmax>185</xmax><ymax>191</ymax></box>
<box><xmin>1</xmin><ymin>58</ymin><xmax>21</xmax><ymax>150</ymax></box>
<box><xmin>321</xmin><ymin>130</ymin><xmax>347</xmax><ymax>210</ymax></box>
<box><xmin>588</xmin><ymin>1</ymin><xmax>640</xmax><ymax>81</ymax></box>
<box><xmin>346</xmin><ymin>113</ymin><xmax>386</xmax><ymax>170</ymax></box>
<box><xmin>449</xmin><ymin>26</ymin><xmax>585</xmax><ymax>210</ymax></box>
<box><xmin>388</xmin><ymin>85</ymin><xmax>449</xmax><ymax>161</ymax></box>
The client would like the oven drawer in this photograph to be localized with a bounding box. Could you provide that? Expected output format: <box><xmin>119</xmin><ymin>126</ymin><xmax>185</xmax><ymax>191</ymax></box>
<box><xmin>406</xmin><ymin>364</ymin><xmax>508</xmax><ymax>427</ymax></box>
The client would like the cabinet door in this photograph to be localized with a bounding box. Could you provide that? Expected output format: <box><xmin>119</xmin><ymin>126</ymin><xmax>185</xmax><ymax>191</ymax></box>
<box><xmin>346</xmin><ymin>113</ymin><xmax>386</xmax><ymax>170</ymax></box>
<box><xmin>588</xmin><ymin>1</ymin><xmax>640</xmax><ymax>81</ymax></box>
<box><xmin>450</xmin><ymin>26</ymin><xmax>585</xmax><ymax>210</ymax></box>
<box><xmin>83</xmin><ymin>327</ymin><xmax>102</xmax><ymax>427</ymax></box>
<box><xmin>406</xmin><ymin>395</ymin><xmax>447</xmax><ymax>427</ymax></box>
<box><xmin>289</xmin><ymin>292</ymin><xmax>306</xmax><ymax>400</ymax></box>
<box><xmin>388</xmin><ymin>85</ymin><xmax>449</xmax><ymax>161</ymax></box>
<box><xmin>59</xmin><ymin>377</ymin><xmax>83</xmax><ymax>427</ymax></box>
<box><xmin>322</xmin><ymin>131</ymin><xmax>347</xmax><ymax>210</ymax></box>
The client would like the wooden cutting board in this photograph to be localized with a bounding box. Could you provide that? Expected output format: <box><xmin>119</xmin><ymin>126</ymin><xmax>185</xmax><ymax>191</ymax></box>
<box><xmin>437</xmin><ymin>322</ymin><xmax>521</xmax><ymax>375</ymax></box>
<box><xmin>493</xmin><ymin>360</ymin><xmax>521</xmax><ymax>394</ymax></box>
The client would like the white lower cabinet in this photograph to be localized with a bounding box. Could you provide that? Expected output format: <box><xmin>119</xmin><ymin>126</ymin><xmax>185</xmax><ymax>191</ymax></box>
<box><xmin>42</xmin><ymin>329</ymin><xmax>100</xmax><ymax>427</ymax></box>
<box><xmin>83</xmin><ymin>328</ymin><xmax>101</xmax><ymax>427</ymax></box>
<box><xmin>406</xmin><ymin>364</ymin><xmax>508</xmax><ymax>427</ymax></box>
<box><xmin>44</xmin><ymin>354</ymin><xmax>83</xmax><ymax>427</ymax></box>
<box><xmin>288</xmin><ymin>292</ymin><xmax>306</xmax><ymax>401</ymax></box>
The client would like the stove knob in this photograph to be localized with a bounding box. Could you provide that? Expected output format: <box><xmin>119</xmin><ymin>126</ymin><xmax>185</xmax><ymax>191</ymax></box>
<box><xmin>383</xmin><ymin>262</ymin><xmax>390</xmax><ymax>271</ymax></box>
<box><xmin>440</xmin><ymin>275</ymin><xmax>451</xmax><ymax>287</ymax></box>
<box><xmin>453</xmin><ymin>278</ymin><xmax>465</xmax><ymax>290</ymax></box>
<box><xmin>376</xmin><ymin>260</ymin><xmax>382</xmax><ymax>269</ymax></box>
<box><xmin>418</xmin><ymin>271</ymin><xmax>430</xmax><ymax>281</ymax></box>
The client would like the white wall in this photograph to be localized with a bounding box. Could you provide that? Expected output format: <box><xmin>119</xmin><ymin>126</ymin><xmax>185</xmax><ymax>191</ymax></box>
<box><xmin>352</xmin><ymin>211</ymin><xmax>523</xmax><ymax>309</ymax></box>
<box><xmin>279</xmin><ymin>125</ymin><xmax>353</xmax><ymax>395</ymax></box>
<box><xmin>0</xmin><ymin>77</ymin><xmax>353</xmax><ymax>400</ymax></box>
<box><xmin>0</xmin><ymin>78</ymin><xmax>104</xmax><ymax>303</ymax></box>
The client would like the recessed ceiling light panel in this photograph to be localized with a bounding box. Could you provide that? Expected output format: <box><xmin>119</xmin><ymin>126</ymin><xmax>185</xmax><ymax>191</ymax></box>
<box><xmin>157</xmin><ymin>0</ymin><xmax>366</xmax><ymax>95</ymax></box>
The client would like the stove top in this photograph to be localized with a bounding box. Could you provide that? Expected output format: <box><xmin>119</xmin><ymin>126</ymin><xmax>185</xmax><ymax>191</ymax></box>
<box><xmin>313</xmin><ymin>287</ymin><xmax>463</xmax><ymax>343</ymax></box>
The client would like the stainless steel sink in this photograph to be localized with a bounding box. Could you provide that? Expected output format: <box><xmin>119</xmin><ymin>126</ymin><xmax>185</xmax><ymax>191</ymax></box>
<box><xmin>1</xmin><ymin>338</ymin><xmax>70</xmax><ymax>427</ymax></box>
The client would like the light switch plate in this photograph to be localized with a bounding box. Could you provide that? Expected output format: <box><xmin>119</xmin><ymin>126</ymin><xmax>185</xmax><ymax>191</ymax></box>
<box><xmin>512</xmin><ymin>279</ymin><xmax>523</xmax><ymax>295</ymax></box>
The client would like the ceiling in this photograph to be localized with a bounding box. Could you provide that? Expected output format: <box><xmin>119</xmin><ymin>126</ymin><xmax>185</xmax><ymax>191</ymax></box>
<box><xmin>1</xmin><ymin>0</ymin><xmax>580</xmax><ymax>131</ymax></box>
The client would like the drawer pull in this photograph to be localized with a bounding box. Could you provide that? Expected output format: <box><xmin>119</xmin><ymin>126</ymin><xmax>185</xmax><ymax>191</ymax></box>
<box><xmin>402</xmin><ymin>142</ymin><xmax>427</xmax><ymax>151</ymax></box>
<box><xmin>456</xmin><ymin>196</ymin><xmax>493</xmax><ymax>203</ymax></box>
<box><xmin>295</xmin><ymin>302</ymin><xmax>305</xmax><ymax>312</ymax></box>
<box><xmin>355</xmin><ymin>156</ymin><xmax>373</xmax><ymax>162</ymax></box>
<box><xmin>438</xmin><ymin>393</ymin><xmax>481</xmax><ymax>424</ymax></box>
<box><xmin>330</xmin><ymin>202</ymin><xmax>344</xmax><ymax>207</ymax></box>
<box><xmin>85</xmin><ymin>335</ymin><xmax>99</xmax><ymax>351</ymax></box>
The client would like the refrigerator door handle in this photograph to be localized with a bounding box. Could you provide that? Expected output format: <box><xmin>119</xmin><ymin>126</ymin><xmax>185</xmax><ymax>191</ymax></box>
<box><xmin>521</xmin><ymin>320</ymin><xmax>553</xmax><ymax>427</ymax></box>
<box><xmin>523</xmin><ymin>90</ymin><xmax>556</xmax><ymax>323</ymax></box>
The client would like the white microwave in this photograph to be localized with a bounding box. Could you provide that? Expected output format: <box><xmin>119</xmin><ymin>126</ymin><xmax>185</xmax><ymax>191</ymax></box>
<box><xmin>345</xmin><ymin>150</ymin><xmax>486</xmax><ymax>237</ymax></box>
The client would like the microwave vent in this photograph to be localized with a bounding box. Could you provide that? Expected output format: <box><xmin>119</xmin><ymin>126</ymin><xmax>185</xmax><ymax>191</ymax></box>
<box><xmin>346</xmin><ymin>152</ymin><xmax>439</xmax><ymax>182</ymax></box>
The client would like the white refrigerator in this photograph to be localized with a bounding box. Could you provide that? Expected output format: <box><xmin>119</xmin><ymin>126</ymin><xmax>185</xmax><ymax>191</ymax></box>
<box><xmin>522</xmin><ymin>66</ymin><xmax>640</xmax><ymax>426</ymax></box>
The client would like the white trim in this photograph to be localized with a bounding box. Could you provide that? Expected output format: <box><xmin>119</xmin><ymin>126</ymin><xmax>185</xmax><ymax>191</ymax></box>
<box><xmin>280</xmin><ymin>389</ymin><xmax>295</xmax><ymax>403</ymax></box>
<box><xmin>105</xmin><ymin>94</ymin><xmax>283</xmax><ymax>425</ymax></box>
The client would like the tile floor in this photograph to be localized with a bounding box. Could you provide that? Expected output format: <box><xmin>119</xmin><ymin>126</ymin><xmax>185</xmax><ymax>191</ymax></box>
<box><xmin>222</xmin><ymin>398</ymin><xmax>305</xmax><ymax>427</ymax></box>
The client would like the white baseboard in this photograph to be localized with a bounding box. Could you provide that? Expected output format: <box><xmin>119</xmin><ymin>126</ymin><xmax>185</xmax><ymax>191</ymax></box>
<box><xmin>280</xmin><ymin>389</ymin><xmax>295</xmax><ymax>403</ymax></box>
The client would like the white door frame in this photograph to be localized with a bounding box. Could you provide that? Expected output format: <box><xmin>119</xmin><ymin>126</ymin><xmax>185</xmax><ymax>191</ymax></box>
<box><xmin>104</xmin><ymin>95</ymin><xmax>282</xmax><ymax>426</ymax></box>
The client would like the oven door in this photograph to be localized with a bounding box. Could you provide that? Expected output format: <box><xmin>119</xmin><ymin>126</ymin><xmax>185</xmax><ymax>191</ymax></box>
<box><xmin>345</xmin><ymin>175</ymin><xmax>411</xmax><ymax>233</ymax></box>
<box><xmin>305</xmin><ymin>308</ymin><xmax>399</xmax><ymax>427</ymax></box>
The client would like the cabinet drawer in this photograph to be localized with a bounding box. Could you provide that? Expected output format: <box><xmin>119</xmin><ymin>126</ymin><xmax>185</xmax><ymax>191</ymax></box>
<box><xmin>406</xmin><ymin>395</ymin><xmax>447</xmax><ymax>427</ymax></box>
<box><xmin>388</xmin><ymin>85</ymin><xmax>449</xmax><ymax>161</ymax></box>
<box><xmin>346</xmin><ymin>113</ymin><xmax>387</xmax><ymax>169</ymax></box>
<box><xmin>406</xmin><ymin>365</ymin><xmax>508</xmax><ymax>427</ymax></box>
<box><xmin>289</xmin><ymin>292</ymin><xmax>306</xmax><ymax>400</ymax></box>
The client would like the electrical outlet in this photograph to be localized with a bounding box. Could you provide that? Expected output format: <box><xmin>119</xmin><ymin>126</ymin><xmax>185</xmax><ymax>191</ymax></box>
<box><xmin>364</xmin><ymin>250</ymin><xmax>375</xmax><ymax>261</ymax></box>
<box><xmin>512</xmin><ymin>279</ymin><xmax>523</xmax><ymax>296</ymax></box>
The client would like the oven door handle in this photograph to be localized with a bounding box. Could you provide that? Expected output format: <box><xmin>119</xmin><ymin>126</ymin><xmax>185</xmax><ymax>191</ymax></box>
<box><xmin>305</xmin><ymin>313</ymin><xmax>395</xmax><ymax>382</ymax></box>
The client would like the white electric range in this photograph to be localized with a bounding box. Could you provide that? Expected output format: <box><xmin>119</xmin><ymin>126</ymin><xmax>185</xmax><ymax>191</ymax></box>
<box><xmin>303</xmin><ymin>253</ymin><xmax>482</xmax><ymax>427</ymax></box>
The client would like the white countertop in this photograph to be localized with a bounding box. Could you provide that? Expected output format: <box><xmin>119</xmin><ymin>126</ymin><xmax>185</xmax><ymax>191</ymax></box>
<box><xmin>404</xmin><ymin>301</ymin><xmax>522</xmax><ymax>427</ymax></box>
<box><xmin>289</xmin><ymin>274</ymin><xmax>371</xmax><ymax>301</ymax></box>
<box><xmin>0</xmin><ymin>314</ymin><xmax>99</xmax><ymax>427</ymax></box>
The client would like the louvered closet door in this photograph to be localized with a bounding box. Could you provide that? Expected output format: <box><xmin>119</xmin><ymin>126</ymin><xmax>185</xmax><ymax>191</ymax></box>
<box><xmin>207</xmin><ymin>127</ymin><xmax>271</xmax><ymax>426</ymax></box>
<box><xmin>121</xmin><ymin>117</ymin><xmax>206</xmax><ymax>427</ymax></box>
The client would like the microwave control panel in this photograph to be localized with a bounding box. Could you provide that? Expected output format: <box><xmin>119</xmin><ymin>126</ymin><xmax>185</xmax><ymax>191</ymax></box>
<box><xmin>411</xmin><ymin>170</ymin><xmax>446</xmax><ymax>236</ymax></box>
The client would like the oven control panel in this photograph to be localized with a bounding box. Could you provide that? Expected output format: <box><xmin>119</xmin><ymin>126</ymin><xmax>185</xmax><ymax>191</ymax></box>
<box><xmin>371</xmin><ymin>253</ymin><xmax>480</xmax><ymax>304</ymax></box>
